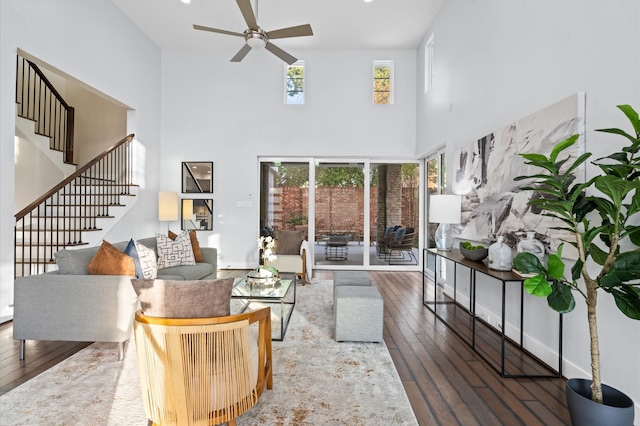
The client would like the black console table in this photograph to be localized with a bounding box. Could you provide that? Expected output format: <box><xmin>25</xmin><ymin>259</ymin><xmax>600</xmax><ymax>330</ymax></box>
<box><xmin>422</xmin><ymin>248</ymin><xmax>562</xmax><ymax>378</ymax></box>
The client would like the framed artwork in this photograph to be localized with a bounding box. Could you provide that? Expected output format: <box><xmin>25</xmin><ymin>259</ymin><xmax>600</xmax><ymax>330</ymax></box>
<box><xmin>182</xmin><ymin>162</ymin><xmax>213</xmax><ymax>193</ymax></box>
<box><xmin>452</xmin><ymin>93</ymin><xmax>586</xmax><ymax>258</ymax></box>
<box><xmin>181</xmin><ymin>199</ymin><xmax>213</xmax><ymax>231</ymax></box>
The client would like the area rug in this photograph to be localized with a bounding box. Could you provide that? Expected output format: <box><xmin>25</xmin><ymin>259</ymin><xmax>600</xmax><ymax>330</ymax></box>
<box><xmin>0</xmin><ymin>280</ymin><xmax>418</xmax><ymax>425</ymax></box>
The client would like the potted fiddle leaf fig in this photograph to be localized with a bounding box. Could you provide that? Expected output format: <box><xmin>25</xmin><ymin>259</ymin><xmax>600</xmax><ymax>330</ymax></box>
<box><xmin>512</xmin><ymin>104</ymin><xmax>640</xmax><ymax>425</ymax></box>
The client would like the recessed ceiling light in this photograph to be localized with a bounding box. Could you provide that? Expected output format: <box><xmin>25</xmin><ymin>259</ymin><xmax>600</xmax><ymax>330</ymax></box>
<box><xmin>364</xmin><ymin>0</ymin><xmax>373</xmax><ymax>3</ymax></box>
<box><xmin>181</xmin><ymin>0</ymin><xmax>191</xmax><ymax>4</ymax></box>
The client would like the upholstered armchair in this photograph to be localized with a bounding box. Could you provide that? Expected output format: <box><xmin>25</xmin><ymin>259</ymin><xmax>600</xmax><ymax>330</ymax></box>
<box><xmin>266</xmin><ymin>229</ymin><xmax>308</xmax><ymax>284</ymax></box>
<box><xmin>133</xmin><ymin>307</ymin><xmax>273</xmax><ymax>426</ymax></box>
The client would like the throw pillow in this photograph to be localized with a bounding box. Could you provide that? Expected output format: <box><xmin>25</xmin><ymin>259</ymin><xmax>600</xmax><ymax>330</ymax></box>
<box><xmin>169</xmin><ymin>229</ymin><xmax>204</xmax><ymax>263</ymax></box>
<box><xmin>87</xmin><ymin>240</ymin><xmax>136</xmax><ymax>276</ymax></box>
<box><xmin>124</xmin><ymin>239</ymin><xmax>158</xmax><ymax>279</ymax></box>
<box><xmin>156</xmin><ymin>232</ymin><xmax>196</xmax><ymax>269</ymax></box>
<box><xmin>276</xmin><ymin>230</ymin><xmax>304</xmax><ymax>255</ymax></box>
<box><xmin>131</xmin><ymin>278</ymin><xmax>234</xmax><ymax>318</ymax></box>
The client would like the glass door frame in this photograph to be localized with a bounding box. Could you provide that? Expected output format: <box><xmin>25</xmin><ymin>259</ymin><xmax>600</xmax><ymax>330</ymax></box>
<box><xmin>258</xmin><ymin>156</ymin><xmax>423</xmax><ymax>271</ymax></box>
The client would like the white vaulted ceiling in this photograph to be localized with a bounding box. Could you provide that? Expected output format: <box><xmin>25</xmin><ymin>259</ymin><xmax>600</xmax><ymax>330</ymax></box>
<box><xmin>111</xmin><ymin>0</ymin><xmax>445</xmax><ymax>51</ymax></box>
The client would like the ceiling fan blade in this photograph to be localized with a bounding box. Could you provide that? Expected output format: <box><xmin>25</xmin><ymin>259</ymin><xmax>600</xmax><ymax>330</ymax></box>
<box><xmin>265</xmin><ymin>42</ymin><xmax>297</xmax><ymax>65</ymax></box>
<box><xmin>230</xmin><ymin>44</ymin><xmax>252</xmax><ymax>62</ymax></box>
<box><xmin>266</xmin><ymin>24</ymin><xmax>313</xmax><ymax>40</ymax></box>
<box><xmin>236</xmin><ymin>0</ymin><xmax>258</xmax><ymax>30</ymax></box>
<box><xmin>193</xmin><ymin>24</ymin><xmax>244</xmax><ymax>38</ymax></box>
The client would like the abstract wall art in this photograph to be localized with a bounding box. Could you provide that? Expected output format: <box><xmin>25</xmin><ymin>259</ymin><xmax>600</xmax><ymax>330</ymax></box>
<box><xmin>452</xmin><ymin>93</ymin><xmax>586</xmax><ymax>258</ymax></box>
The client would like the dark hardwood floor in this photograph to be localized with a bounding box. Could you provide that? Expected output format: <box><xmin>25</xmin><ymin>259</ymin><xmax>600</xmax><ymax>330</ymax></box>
<box><xmin>0</xmin><ymin>270</ymin><xmax>569</xmax><ymax>425</ymax></box>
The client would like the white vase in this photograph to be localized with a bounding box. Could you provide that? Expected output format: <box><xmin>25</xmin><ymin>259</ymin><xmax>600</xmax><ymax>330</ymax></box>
<box><xmin>488</xmin><ymin>236</ymin><xmax>512</xmax><ymax>271</ymax></box>
<box><xmin>517</xmin><ymin>231</ymin><xmax>545</xmax><ymax>261</ymax></box>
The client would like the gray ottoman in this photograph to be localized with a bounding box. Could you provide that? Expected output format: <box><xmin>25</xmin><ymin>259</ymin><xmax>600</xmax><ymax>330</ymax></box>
<box><xmin>334</xmin><ymin>286</ymin><xmax>384</xmax><ymax>342</ymax></box>
<box><xmin>333</xmin><ymin>271</ymin><xmax>372</xmax><ymax>299</ymax></box>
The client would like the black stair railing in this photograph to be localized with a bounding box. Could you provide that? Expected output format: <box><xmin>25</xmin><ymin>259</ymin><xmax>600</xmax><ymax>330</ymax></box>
<box><xmin>15</xmin><ymin>55</ymin><xmax>75</xmax><ymax>164</ymax></box>
<box><xmin>14</xmin><ymin>134</ymin><xmax>136</xmax><ymax>279</ymax></box>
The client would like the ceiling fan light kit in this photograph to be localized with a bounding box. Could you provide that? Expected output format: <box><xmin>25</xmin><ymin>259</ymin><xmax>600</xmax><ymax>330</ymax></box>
<box><xmin>245</xmin><ymin>29</ymin><xmax>267</xmax><ymax>49</ymax></box>
<box><xmin>193</xmin><ymin>0</ymin><xmax>313</xmax><ymax>65</ymax></box>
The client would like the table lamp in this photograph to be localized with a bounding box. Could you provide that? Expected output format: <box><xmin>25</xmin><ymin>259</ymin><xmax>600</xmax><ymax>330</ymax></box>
<box><xmin>429</xmin><ymin>194</ymin><xmax>461</xmax><ymax>251</ymax></box>
<box><xmin>158</xmin><ymin>192</ymin><xmax>178</xmax><ymax>231</ymax></box>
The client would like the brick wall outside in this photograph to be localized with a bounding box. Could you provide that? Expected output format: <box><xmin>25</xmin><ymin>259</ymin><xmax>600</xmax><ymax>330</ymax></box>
<box><xmin>274</xmin><ymin>186</ymin><xmax>418</xmax><ymax>241</ymax></box>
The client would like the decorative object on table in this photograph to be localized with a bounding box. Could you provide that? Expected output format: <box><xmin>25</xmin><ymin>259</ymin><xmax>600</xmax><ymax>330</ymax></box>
<box><xmin>512</xmin><ymin>104</ymin><xmax>639</xmax><ymax>424</ymax></box>
<box><xmin>245</xmin><ymin>266</ymin><xmax>280</xmax><ymax>287</ymax></box>
<box><xmin>487</xmin><ymin>236</ymin><xmax>512</xmax><ymax>271</ymax></box>
<box><xmin>429</xmin><ymin>194</ymin><xmax>462</xmax><ymax>251</ymax></box>
<box><xmin>459</xmin><ymin>241</ymin><xmax>488</xmax><ymax>262</ymax></box>
<box><xmin>516</xmin><ymin>231</ymin><xmax>545</xmax><ymax>261</ymax></box>
<box><xmin>258</xmin><ymin>235</ymin><xmax>277</xmax><ymax>265</ymax></box>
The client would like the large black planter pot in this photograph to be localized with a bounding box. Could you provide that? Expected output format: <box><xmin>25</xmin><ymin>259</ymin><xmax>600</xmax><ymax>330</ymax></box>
<box><xmin>566</xmin><ymin>378</ymin><xmax>634</xmax><ymax>426</ymax></box>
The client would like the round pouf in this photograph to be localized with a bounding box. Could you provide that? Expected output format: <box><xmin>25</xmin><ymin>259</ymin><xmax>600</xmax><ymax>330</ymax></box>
<box><xmin>566</xmin><ymin>378</ymin><xmax>634</xmax><ymax>426</ymax></box>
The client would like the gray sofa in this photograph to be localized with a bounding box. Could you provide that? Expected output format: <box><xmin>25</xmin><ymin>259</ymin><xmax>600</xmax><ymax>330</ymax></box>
<box><xmin>13</xmin><ymin>237</ymin><xmax>218</xmax><ymax>360</ymax></box>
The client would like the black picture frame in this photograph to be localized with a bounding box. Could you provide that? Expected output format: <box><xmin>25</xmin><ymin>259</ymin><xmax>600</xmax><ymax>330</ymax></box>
<box><xmin>181</xmin><ymin>199</ymin><xmax>213</xmax><ymax>231</ymax></box>
<box><xmin>182</xmin><ymin>162</ymin><xmax>213</xmax><ymax>193</ymax></box>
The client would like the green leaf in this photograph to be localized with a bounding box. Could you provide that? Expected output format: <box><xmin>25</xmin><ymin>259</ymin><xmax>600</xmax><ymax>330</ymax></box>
<box><xmin>571</xmin><ymin>258</ymin><xmax>584</xmax><ymax>280</ymax></box>
<box><xmin>513</xmin><ymin>252</ymin><xmax>546</xmax><ymax>274</ymax></box>
<box><xmin>547</xmin><ymin>253</ymin><xmax>565</xmax><ymax>280</ymax></box>
<box><xmin>520</xmin><ymin>153</ymin><xmax>551</xmax><ymax>164</ymax></box>
<box><xmin>547</xmin><ymin>281</ymin><xmax>576</xmax><ymax>313</ymax></box>
<box><xmin>612</xmin><ymin>250</ymin><xmax>640</xmax><ymax>281</ymax></box>
<box><xmin>594</xmin><ymin>175</ymin><xmax>629</xmax><ymax>206</ymax></box>
<box><xmin>524</xmin><ymin>275</ymin><xmax>553</xmax><ymax>297</ymax></box>
<box><xmin>550</xmin><ymin>135</ymin><xmax>579</xmax><ymax>163</ymax></box>
<box><xmin>610</xmin><ymin>287</ymin><xmax>640</xmax><ymax>320</ymax></box>
<box><xmin>589</xmin><ymin>244</ymin><xmax>608</xmax><ymax>266</ymax></box>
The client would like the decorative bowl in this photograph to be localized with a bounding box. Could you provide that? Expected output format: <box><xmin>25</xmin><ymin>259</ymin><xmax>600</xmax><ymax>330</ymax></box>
<box><xmin>460</xmin><ymin>246</ymin><xmax>488</xmax><ymax>262</ymax></box>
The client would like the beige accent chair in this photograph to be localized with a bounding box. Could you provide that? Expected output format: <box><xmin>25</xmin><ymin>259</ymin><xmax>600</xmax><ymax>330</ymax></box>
<box><xmin>133</xmin><ymin>307</ymin><xmax>272</xmax><ymax>426</ymax></box>
<box><xmin>266</xmin><ymin>230</ymin><xmax>307</xmax><ymax>285</ymax></box>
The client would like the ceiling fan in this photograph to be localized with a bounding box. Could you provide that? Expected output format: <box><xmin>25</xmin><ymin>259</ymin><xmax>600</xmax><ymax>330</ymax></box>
<box><xmin>193</xmin><ymin>0</ymin><xmax>313</xmax><ymax>65</ymax></box>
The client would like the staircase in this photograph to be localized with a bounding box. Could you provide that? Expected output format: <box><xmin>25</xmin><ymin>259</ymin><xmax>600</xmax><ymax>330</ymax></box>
<box><xmin>14</xmin><ymin>55</ymin><xmax>139</xmax><ymax>279</ymax></box>
<box><xmin>14</xmin><ymin>134</ymin><xmax>138</xmax><ymax>278</ymax></box>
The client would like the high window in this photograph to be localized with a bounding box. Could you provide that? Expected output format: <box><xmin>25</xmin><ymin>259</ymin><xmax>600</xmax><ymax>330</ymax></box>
<box><xmin>373</xmin><ymin>60</ymin><xmax>393</xmax><ymax>104</ymax></box>
<box><xmin>285</xmin><ymin>60</ymin><xmax>304</xmax><ymax>104</ymax></box>
<box><xmin>424</xmin><ymin>34</ymin><xmax>434</xmax><ymax>93</ymax></box>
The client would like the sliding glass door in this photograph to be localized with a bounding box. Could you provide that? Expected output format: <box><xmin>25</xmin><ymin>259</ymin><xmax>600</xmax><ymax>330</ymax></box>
<box><xmin>259</xmin><ymin>158</ymin><xmax>422</xmax><ymax>270</ymax></box>
<box><xmin>259</xmin><ymin>161</ymin><xmax>310</xmax><ymax>239</ymax></box>
<box><xmin>314</xmin><ymin>161</ymin><xmax>365</xmax><ymax>267</ymax></box>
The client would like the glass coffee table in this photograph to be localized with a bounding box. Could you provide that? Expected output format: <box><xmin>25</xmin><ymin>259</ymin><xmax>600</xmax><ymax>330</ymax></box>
<box><xmin>231</xmin><ymin>276</ymin><xmax>296</xmax><ymax>341</ymax></box>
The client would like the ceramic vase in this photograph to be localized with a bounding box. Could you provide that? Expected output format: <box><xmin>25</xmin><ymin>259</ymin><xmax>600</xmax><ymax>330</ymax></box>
<box><xmin>517</xmin><ymin>231</ymin><xmax>545</xmax><ymax>262</ymax></box>
<box><xmin>488</xmin><ymin>236</ymin><xmax>512</xmax><ymax>271</ymax></box>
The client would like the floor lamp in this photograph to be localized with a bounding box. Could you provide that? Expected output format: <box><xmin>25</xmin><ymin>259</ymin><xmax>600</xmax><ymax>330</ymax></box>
<box><xmin>158</xmin><ymin>192</ymin><xmax>178</xmax><ymax>232</ymax></box>
<box><xmin>429</xmin><ymin>194</ymin><xmax>461</xmax><ymax>251</ymax></box>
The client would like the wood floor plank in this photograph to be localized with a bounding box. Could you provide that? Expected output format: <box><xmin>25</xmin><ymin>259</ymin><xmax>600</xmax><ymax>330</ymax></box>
<box><xmin>1</xmin><ymin>270</ymin><xmax>569</xmax><ymax>425</ymax></box>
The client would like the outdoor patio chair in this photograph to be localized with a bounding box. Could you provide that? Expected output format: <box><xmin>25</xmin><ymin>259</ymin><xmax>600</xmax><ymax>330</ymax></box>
<box><xmin>386</xmin><ymin>230</ymin><xmax>418</xmax><ymax>265</ymax></box>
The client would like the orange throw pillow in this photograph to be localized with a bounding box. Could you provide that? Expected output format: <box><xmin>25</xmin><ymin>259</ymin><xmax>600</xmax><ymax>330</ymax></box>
<box><xmin>87</xmin><ymin>240</ymin><xmax>136</xmax><ymax>276</ymax></box>
<box><xmin>168</xmin><ymin>229</ymin><xmax>204</xmax><ymax>263</ymax></box>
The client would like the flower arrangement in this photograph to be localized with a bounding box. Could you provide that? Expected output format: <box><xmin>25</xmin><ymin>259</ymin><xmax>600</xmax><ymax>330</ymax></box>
<box><xmin>258</xmin><ymin>235</ymin><xmax>277</xmax><ymax>264</ymax></box>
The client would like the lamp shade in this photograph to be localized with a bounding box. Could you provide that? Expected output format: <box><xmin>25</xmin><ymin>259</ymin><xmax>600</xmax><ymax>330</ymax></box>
<box><xmin>158</xmin><ymin>192</ymin><xmax>179</xmax><ymax>221</ymax></box>
<box><xmin>429</xmin><ymin>194</ymin><xmax>461</xmax><ymax>224</ymax></box>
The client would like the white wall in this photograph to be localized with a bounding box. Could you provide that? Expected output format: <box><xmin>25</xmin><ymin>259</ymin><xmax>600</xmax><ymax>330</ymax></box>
<box><xmin>0</xmin><ymin>0</ymin><xmax>162</xmax><ymax>321</ymax></box>
<box><xmin>160</xmin><ymin>49</ymin><xmax>417</xmax><ymax>267</ymax></box>
<box><xmin>416</xmin><ymin>0</ymin><xmax>640</xmax><ymax>416</ymax></box>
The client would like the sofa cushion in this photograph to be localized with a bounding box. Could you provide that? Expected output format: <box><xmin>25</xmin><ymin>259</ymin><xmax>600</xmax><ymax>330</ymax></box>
<box><xmin>156</xmin><ymin>232</ymin><xmax>196</xmax><ymax>269</ymax></box>
<box><xmin>276</xmin><ymin>230</ymin><xmax>304</xmax><ymax>255</ymax></box>
<box><xmin>131</xmin><ymin>278</ymin><xmax>234</xmax><ymax>318</ymax></box>
<box><xmin>125</xmin><ymin>239</ymin><xmax>158</xmax><ymax>279</ymax></box>
<box><xmin>87</xmin><ymin>240</ymin><xmax>136</xmax><ymax>276</ymax></box>
<box><xmin>169</xmin><ymin>229</ymin><xmax>204</xmax><ymax>263</ymax></box>
<box><xmin>55</xmin><ymin>246</ymin><xmax>100</xmax><ymax>275</ymax></box>
<box><xmin>157</xmin><ymin>263</ymin><xmax>214</xmax><ymax>280</ymax></box>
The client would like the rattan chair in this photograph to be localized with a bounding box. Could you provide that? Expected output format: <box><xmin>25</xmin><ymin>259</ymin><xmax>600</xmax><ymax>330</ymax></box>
<box><xmin>133</xmin><ymin>307</ymin><xmax>272</xmax><ymax>426</ymax></box>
